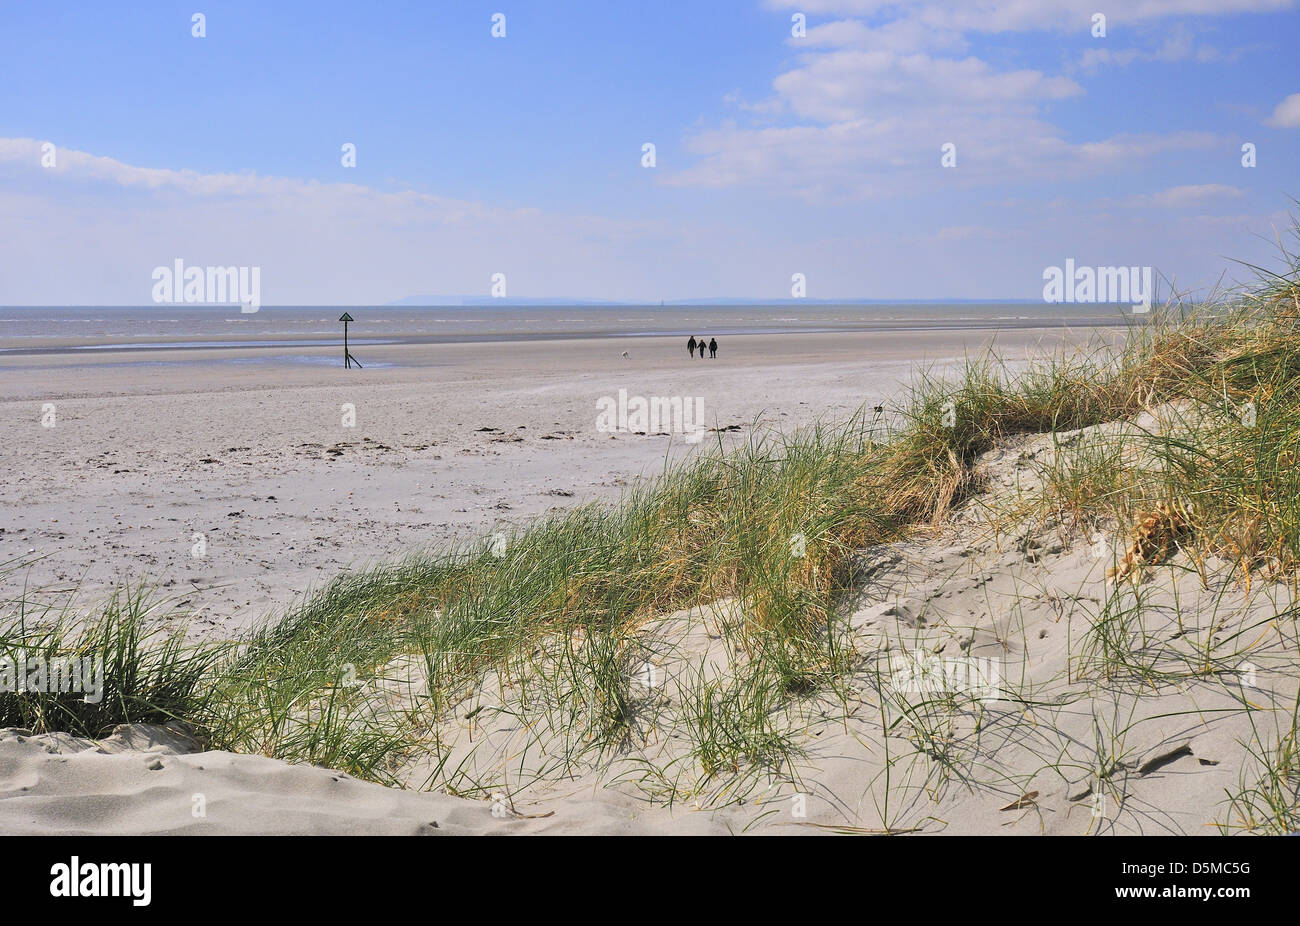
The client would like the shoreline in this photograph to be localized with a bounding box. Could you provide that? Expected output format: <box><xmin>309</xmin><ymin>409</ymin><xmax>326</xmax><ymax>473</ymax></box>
<box><xmin>0</xmin><ymin>317</ymin><xmax>1138</xmax><ymax>356</ymax></box>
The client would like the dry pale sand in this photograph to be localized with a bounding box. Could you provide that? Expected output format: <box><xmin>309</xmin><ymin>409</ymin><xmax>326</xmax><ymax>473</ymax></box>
<box><xmin>1</xmin><ymin>327</ymin><xmax>1084</xmax><ymax>632</ymax></box>
<box><xmin>0</xmin><ymin>724</ymin><xmax>725</xmax><ymax>835</ymax></box>
<box><xmin>17</xmin><ymin>324</ymin><xmax>1259</xmax><ymax>837</ymax></box>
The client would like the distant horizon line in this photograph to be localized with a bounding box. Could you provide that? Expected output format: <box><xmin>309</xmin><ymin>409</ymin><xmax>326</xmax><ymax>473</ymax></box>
<box><xmin>1</xmin><ymin>298</ymin><xmax>1157</xmax><ymax>309</ymax></box>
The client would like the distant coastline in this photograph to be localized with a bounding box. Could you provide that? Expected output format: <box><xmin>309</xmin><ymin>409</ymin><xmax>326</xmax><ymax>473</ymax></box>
<box><xmin>384</xmin><ymin>295</ymin><xmax>1058</xmax><ymax>307</ymax></box>
<box><xmin>0</xmin><ymin>303</ymin><xmax>1140</xmax><ymax>355</ymax></box>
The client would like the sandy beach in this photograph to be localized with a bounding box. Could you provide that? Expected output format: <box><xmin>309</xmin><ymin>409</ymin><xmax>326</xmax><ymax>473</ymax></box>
<box><xmin>1</xmin><ymin>326</ymin><xmax>1102</xmax><ymax>633</ymax></box>
<box><xmin>4</xmin><ymin>355</ymin><xmax>1295</xmax><ymax>837</ymax></box>
<box><xmin>8</xmin><ymin>307</ymin><xmax>1299</xmax><ymax>839</ymax></box>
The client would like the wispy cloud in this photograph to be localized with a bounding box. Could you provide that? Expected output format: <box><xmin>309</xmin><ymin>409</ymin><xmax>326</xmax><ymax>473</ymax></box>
<box><xmin>1074</xmin><ymin>23</ymin><xmax>1255</xmax><ymax>71</ymax></box>
<box><xmin>0</xmin><ymin>137</ymin><xmax>510</xmax><ymax>222</ymax></box>
<box><xmin>767</xmin><ymin>0</ymin><xmax>1296</xmax><ymax>36</ymax></box>
<box><xmin>1124</xmin><ymin>184</ymin><xmax>1246</xmax><ymax>208</ymax></box>
<box><xmin>0</xmin><ymin>138</ymin><xmax>691</xmax><ymax>304</ymax></box>
<box><xmin>1265</xmin><ymin>92</ymin><xmax>1300</xmax><ymax>127</ymax></box>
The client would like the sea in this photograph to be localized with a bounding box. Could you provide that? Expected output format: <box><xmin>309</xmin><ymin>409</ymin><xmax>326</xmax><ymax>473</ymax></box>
<box><xmin>0</xmin><ymin>303</ymin><xmax>1142</xmax><ymax>356</ymax></box>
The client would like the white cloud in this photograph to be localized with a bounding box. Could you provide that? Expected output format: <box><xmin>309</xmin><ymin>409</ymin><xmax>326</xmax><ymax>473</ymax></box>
<box><xmin>668</xmin><ymin>44</ymin><xmax>1091</xmax><ymax>197</ymax></box>
<box><xmin>1265</xmin><ymin>92</ymin><xmax>1300</xmax><ymax>127</ymax></box>
<box><xmin>1124</xmin><ymin>184</ymin><xmax>1245</xmax><ymax>208</ymax></box>
<box><xmin>666</xmin><ymin>34</ymin><xmax>1216</xmax><ymax>200</ymax></box>
<box><xmin>1073</xmin><ymin>22</ymin><xmax>1246</xmax><ymax>70</ymax></box>
<box><xmin>772</xmin><ymin>50</ymin><xmax>1081</xmax><ymax>124</ymax></box>
<box><xmin>795</xmin><ymin>18</ymin><xmax>968</xmax><ymax>53</ymax></box>
<box><xmin>0</xmin><ymin>137</ymin><xmax>510</xmax><ymax>222</ymax></box>
<box><xmin>768</xmin><ymin>0</ymin><xmax>1295</xmax><ymax>35</ymax></box>
<box><xmin>668</xmin><ymin>0</ymin><xmax>1280</xmax><ymax>199</ymax></box>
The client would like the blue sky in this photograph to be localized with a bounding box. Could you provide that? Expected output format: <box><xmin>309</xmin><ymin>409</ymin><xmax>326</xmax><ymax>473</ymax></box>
<box><xmin>1</xmin><ymin>0</ymin><xmax>1297</xmax><ymax>304</ymax></box>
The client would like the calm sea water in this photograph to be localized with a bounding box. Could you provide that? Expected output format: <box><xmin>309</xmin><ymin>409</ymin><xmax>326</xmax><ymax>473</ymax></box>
<box><xmin>0</xmin><ymin>303</ymin><xmax>1139</xmax><ymax>354</ymax></box>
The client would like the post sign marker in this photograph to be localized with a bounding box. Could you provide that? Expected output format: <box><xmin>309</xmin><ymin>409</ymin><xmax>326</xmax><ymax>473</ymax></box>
<box><xmin>340</xmin><ymin>312</ymin><xmax>362</xmax><ymax>369</ymax></box>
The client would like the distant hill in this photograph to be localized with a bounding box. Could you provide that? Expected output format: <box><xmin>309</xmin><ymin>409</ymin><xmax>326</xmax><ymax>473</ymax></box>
<box><xmin>387</xmin><ymin>295</ymin><xmax>1045</xmax><ymax>307</ymax></box>
<box><xmin>387</xmin><ymin>295</ymin><xmax>621</xmax><ymax>307</ymax></box>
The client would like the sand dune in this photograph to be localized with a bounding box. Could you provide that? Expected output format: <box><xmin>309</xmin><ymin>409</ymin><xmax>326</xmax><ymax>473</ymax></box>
<box><xmin>373</xmin><ymin>419</ymin><xmax>1295</xmax><ymax>835</ymax></box>
<box><xmin>5</xmin><ymin>408</ymin><xmax>1290</xmax><ymax>835</ymax></box>
<box><xmin>0</xmin><ymin>724</ymin><xmax>737</xmax><ymax>835</ymax></box>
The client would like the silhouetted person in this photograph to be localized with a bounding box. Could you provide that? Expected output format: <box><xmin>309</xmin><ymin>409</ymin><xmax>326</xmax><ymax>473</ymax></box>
<box><xmin>698</xmin><ymin>338</ymin><xmax>706</xmax><ymax>358</ymax></box>
<box><xmin>708</xmin><ymin>338</ymin><xmax>717</xmax><ymax>358</ymax></box>
<box><xmin>687</xmin><ymin>335</ymin><xmax>697</xmax><ymax>357</ymax></box>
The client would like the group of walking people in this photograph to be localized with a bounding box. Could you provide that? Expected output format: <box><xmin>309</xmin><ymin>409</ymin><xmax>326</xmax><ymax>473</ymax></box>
<box><xmin>686</xmin><ymin>335</ymin><xmax>718</xmax><ymax>359</ymax></box>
